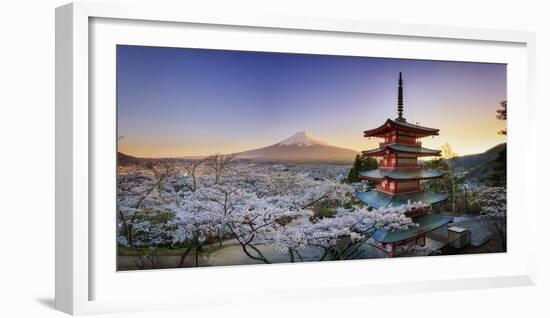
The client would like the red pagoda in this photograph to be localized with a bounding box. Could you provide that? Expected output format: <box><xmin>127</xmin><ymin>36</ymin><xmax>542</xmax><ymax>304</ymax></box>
<box><xmin>356</xmin><ymin>72</ymin><xmax>452</xmax><ymax>256</ymax></box>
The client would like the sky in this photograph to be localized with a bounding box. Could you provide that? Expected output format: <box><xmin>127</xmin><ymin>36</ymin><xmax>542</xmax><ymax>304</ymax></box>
<box><xmin>117</xmin><ymin>45</ymin><xmax>507</xmax><ymax>158</ymax></box>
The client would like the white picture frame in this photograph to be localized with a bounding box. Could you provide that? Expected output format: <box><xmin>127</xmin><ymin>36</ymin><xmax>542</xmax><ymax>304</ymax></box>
<box><xmin>56</xmin><ymin>1</ymin><xmax>537</xmax><ymax>315</ymax></box>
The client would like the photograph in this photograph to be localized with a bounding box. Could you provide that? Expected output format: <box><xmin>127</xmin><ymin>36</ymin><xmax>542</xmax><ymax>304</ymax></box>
<box><xmin>116</xmin><ymin>45</ymin><xmax>507</xmax><ymax>270</ymax></box>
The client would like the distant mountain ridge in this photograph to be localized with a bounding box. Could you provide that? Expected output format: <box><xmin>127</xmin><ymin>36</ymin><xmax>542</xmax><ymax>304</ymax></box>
<box><xmin>118</xmin><ymin>138</ymin><xmax>506</xmax><ymax>170</ymax></box>
<box><xmin>237</xmin><ymin>131</ymin><xmax>358</xmax><ymax>163</ymax></box>
<box><xmin>452</xmin><ymin>143</ymin><xmax>506</xmax><ymax>170</ymax></box>
<box><xmin>452</xmin><ymin>143</ymin><xmax>506</xmax><ymax>182</ymax></box>
<box><xmin>118</xmin><ymin>131</ymin><xmax>359</xmax><ymax>165</ymax></box>
<box><xmin>118</xmin><ymin>152</ymin><xmax>150</xmax><ymax>166</ymax></box>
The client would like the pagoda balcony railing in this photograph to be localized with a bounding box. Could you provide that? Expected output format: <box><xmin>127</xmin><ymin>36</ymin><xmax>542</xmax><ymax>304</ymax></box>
<box><xmin>376</xmin><ymin>184</ymin><xmax>425</xmax><ymax>194</ymax></box>
<box><xmin>379</xmin><ymin>141</ymin><xmax>422</xmax><ymax>148</ymax></box>
<box><xmin>379</xmin><ymin>163</ymin><xmax>420</xmax><ymax>169</ymax></box>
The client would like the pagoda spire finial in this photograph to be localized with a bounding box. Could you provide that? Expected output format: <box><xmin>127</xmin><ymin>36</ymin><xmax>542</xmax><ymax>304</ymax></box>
<box><xmin>396</xmin><ymin>72</ymin><xmax>406</xmax><ymax>122</ymax></box>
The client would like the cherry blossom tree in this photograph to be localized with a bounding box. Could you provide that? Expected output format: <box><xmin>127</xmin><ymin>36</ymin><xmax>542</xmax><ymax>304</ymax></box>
<box><xmin>181</xmin><ymin>159</ymin><xmax>206</xmax><ymax>192</ymax></box>
<box><xmin>272</xmin><ymin>202</ymin><xmax>424</xmax><ymax>262</ymax></box>
<box><xmin>225</xmin><ymin>196</ymin><xmax>308</xmax><ymax>263</ymax></box>
<box><xmin>175</xmin><ymin>197</ymin><xmax>224</xmax><ymax>267</ymax></box>
<box><xmin>475</xmin><ymin>186</ymin><xmax>507</xmax><ymax>251</ymax></box>
<box><xmin>117</xmin><ymin>164</ymin><xmax>184</xmax><ymax>268</ymax></box>
<box><xmin>205</xmin><ymin>153</ymin><xmax>238</xmax><ymax>184</ymax></box>
<box><xmin>118</xmin><ymin>160</ymin><xmax>431</xmax><ymax>268</ymax></box>
<box><xmin>181</xmin><ymin>183</ymin><xmax>252</xmax><ymax>249</ymax></box>
<box><xmin>180</xmin><ymin>180</ymin><xmax>309</xmax><ymax>264</ymax></box>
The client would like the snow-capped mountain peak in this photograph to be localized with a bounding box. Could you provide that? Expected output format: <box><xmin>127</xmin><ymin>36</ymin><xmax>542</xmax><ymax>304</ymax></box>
<box><xmin>238</xmin><ymin>131</ymin><xmax>358</xmax><ymax>162</ymax></box>
<box><xmin>278</xmin><ymin>131</ymin><xmax>329</xmax><ymax>147</ymax></box>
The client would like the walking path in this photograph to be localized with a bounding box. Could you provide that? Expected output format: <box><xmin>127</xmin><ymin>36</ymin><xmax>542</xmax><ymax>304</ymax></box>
<box><xmin>205</xmin><ymin>242</ymin><xmax>325</xmax><ymax>266</ymax></box>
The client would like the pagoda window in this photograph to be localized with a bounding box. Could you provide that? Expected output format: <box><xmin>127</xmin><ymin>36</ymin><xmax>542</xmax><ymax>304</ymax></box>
<box><xmin>396</xmin><ymin>157</ymin><xmax>416</xmax><ymax>164</ymax></box>
<box><xmin>399</xmin><ymin>130</ymin><xmax>418</xmax><ymax>137</ymax></box>
<box><xmin>397</xmin><ymin>158</ymin><xmax>418</xmax><ymax>167</ymax></box>
<box><xmin>395</xmin><ymin>180</ymin><xmax>420</xmax><ymax>193</ymax></box>
<box><xmin>398</xmin><ymin>153</ymin><xmax>415</xmax><ymax>157</ymax></box>
<box><xmin>396</xmin><ymin>134</ymin><xmax>416</xmax><ymax>145</ymax></box>
<box><xmin>383</xmin><ymin>132</ymin><xmax>397</xmax><ymax>145</ymax></box>
<box><xmin>394</xmin><ymin>154</ymin><xmax>418</xmax><ymax>168</ymax></box>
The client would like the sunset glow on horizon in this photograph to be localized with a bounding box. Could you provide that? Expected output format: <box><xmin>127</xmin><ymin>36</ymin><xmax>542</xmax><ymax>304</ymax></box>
<box><xmin>117</xmin><ymin>45</ymin><xmax>506</xmax><ymax>158</ymax></box>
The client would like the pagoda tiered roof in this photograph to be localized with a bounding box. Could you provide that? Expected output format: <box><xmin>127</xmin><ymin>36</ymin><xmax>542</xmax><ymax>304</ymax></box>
<box><xmin>371</xmin><ymin>214</ymin><xmax>454</xmax><ymax>243</ymax></box>
<box><xmin>362</xmin><ymin>144</ymin><xmax>441</xmax><ymax>157</ymax></box>
<box><xmin>355</xmin><ymin>190</ymin><xmax>448</xmax><ymax>209</ymax></box>
<box><xmin>364</xmin><ymin>118</ymin><xmax>440</xmax><ymax>138</ymax></box>
<box><xmin>359</xmin><ymin>168</ymin><xmax>445</xmax><ymax>181</ymax></box>
<box><xmin>353</xmin><ymin>72</ymin><xmax>451</xmax><ymax>253</ymax></box>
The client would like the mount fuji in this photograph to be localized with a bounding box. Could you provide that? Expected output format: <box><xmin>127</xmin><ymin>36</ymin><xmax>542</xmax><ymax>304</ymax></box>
<box><xmin>237</xmin><ymin>131</ymin><xmax>358</xmax><ymax>163</ymax></box>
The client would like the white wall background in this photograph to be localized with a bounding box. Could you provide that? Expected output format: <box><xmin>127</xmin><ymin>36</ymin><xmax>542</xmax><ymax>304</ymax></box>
<box><xmin>0</xmin><ymin>0</ymin><xmax>547</xmax><ymax>317</ymax></box>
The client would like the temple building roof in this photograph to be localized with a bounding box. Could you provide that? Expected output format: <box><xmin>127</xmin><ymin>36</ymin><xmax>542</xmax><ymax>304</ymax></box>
<box><xmin>363</xmin><ymin>118</ymin><xmax>440</xmax><ymax>138</ymax></box>
<box><xmin>359</xmin><ymin>168</ymin><xmax>445</xmax><ymax>181</ymax></box>
<box><xmin>371</xmin><ymin>214</ymin><xmax>454</xmax><ymax>243</ymax></box>
<box><xmin>355</xmin><ymin>190</ymin><xmax>449</xmax><ymax>209</ymax></box>
<box><xmin>362</xmin><ymin>144</ymin><xmax>441</xmax><ymax>157</ymax></box>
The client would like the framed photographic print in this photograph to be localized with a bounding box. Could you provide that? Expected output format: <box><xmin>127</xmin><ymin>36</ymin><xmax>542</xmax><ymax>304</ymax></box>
<box><xmin>56</xmin><ymin>1</ymin><xmax>537</xmax><ymax>315</ymax></box>
<box><xmin>115</xmin><ymin>46</ymin><xmax>506</xmax><ymax>269</ymax></box>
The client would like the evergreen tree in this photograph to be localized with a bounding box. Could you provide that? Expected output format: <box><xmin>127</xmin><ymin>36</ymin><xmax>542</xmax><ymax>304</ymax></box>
<box><xmin>347</xmin><ymin>155</ymin><xmax>377</xmax><ymax>183</ymax></box>
<box><xmin>497</xmin><ymin>100</ymin><xmax>507</xmax><ymax>135</ymax></box>
<box><xmin>486</xmin><ymin>100</ymin><xmax>507</xmax><ymax>186</ymax></box>
<box><xmin>485</xmin><ymin>149</ymin><xmax>506</xmax><ymax>187</ymax></box>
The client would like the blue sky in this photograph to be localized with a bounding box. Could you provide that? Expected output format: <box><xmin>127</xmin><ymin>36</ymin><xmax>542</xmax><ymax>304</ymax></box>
<box><xmin>117</xmin><ymin>45</ymin><xmax>506</xmax><ymax>157</ymax></box>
